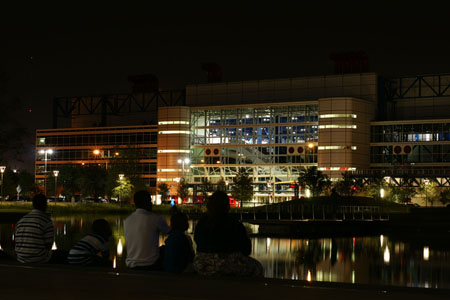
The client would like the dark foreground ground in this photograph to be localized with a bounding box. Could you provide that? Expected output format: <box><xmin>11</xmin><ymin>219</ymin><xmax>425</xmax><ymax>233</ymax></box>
<box><xmin>1</xmin><ymin>263</ymin><xmax>449</xmax><ymax>300</ymax></box>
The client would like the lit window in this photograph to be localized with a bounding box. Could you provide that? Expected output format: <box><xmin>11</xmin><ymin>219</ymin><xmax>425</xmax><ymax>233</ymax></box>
<box><xmin>318</xmin><ymin>146</ymin><xmax>357</xmax><ymax>150</ymax></box>
<box><xmin>318</xmin><ymin>125</ymin><xmax>357</xmax><ymax>129</ymax></box>
<box><xmin>319</xmin><ymin>114</ymin><xmax>357</xmax><ymax>119</ymax></box>
<box><xmin>157</xmin><ymin>178</ymin><xmax>180</xmax><ymax>182</ymax></box>
<box><xmin>158</xmin><ymin>131</ymin><xmax>190</xmax><ymax>134</ymax></box>
<box><xmin>158</xmin><ymin>121</ymin><xmax>190</xmax><ymax>125</ymax></box>
<box><xmin>157</xmin><ymin>169</ymin><xmax>182</xmax><ymax>172</ymax></box>
<box><xmin>318</xmin><ymin>167</ymin><xmax>357</xmax><ymax>171</ymax></box>
<box><xmin>157</xmin><ymin>150</ymin><xmax>190</xmax><ymax>153</ymax></box>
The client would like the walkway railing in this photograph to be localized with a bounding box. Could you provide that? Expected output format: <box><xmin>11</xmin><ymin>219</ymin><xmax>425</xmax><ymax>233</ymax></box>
<box><xmin>237</xmin><ymin>204</ymin><xmax>389</xmax><ymax>222</ymax></box>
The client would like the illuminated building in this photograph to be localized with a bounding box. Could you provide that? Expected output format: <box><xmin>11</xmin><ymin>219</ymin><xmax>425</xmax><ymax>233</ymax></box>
<box><xmin>36</xmin><ymin>72</ymin><xmax>450</xmax><ymax>203</ymax></box>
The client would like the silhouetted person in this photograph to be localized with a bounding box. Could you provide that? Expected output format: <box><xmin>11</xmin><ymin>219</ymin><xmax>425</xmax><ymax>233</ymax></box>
<box><xmin>163</xmin><ymin>212</ymin><xmax>194</xmax><ymax>273</ymax></box>
<box><xmin>15</xmin><ymin>194</ymin><xmax>54</xmax><ymax>263</ymax></box>
<box><xmin>68</xmin><ymin>219</ymin><xmax>112</xmax><ymax>266</ymax></box>
<box><xmin>193</xmin><ymin>191</ymin><xmax>263</xmax><ymax>277</ymax></box>
<box><xmin>124</xmin><ymin>190</ymin><xmax>170</xmax><ymax>270</ymax></box>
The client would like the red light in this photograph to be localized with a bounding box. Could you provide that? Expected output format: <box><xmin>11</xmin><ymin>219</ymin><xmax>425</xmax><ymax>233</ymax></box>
<box><xmin>352</xmin><ymin>186</ymin><xmax>357</xmax><ymax>191</ymax></box>
<box><xmin>28</xmin><ymin>108</ymin><xmax>32</xmax><ymax>113</ymax></box>
<box><xmin>290</xmin><ymin>184</ymin><xmax>296</xmax><ymax>188</ymax></box>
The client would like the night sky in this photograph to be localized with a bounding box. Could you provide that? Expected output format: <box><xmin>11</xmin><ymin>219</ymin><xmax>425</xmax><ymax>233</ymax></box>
<box><xmin>1</xmin><ymin>3</ymin><xmax>450</xmax><ymax>170</ymax></box>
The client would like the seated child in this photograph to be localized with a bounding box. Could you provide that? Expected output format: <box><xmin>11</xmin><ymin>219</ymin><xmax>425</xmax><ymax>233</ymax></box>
<box><xmin>68</xmin><ymin>219</ymin><xmax>112</xmax><ymax>266</ymax></box>
<box><xmin>163</xmin><ymin>212</ymin><xmax>194</xmax><ymax>273</ymax></box>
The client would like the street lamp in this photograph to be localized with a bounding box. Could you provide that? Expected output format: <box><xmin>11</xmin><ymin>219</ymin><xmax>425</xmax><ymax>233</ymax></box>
<box><xmin>177</xmin><ymin>158</ymin><xmax>190</xmax><ymax>178</ymax></box>
<box><xmin>93</xmin><ymin>149</ymin><xmax>110</xmax><ymax>169</ymax></box>
<box><xmin>0</xmin><ymin>166</ymin><xmax>5</xmax><ymax>201</ymax></box>
<box><xmin>39</xmin><ymin>149</ymin><xmax>53</xmax><ymax>195</ymax></box>
<box><xmin>53</xmin><ymin>170</ymin><xmax>59</xmax><ymax>200</ymax></box>
<box><xmin>118</xmin><ymin>174</ymin><xmax>124</xmax><ymax>204</ymax></box>
<box><xmin>424</xmin><ymin>179</ymin><xmax>430</xmax><ymax>207</ymax></box>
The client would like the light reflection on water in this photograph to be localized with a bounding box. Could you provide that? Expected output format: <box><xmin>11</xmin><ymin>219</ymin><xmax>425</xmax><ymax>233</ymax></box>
<box><xmin>2</xmin><ymin>215</ymin><xmax>450</xmax><ymax>289</ymax></box>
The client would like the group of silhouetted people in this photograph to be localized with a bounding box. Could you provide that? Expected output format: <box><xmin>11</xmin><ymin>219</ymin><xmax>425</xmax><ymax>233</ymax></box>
<box><xmin>2</xmin><ymin>190</ymin><xmax>263</xmax><ymax>277</ymax></box>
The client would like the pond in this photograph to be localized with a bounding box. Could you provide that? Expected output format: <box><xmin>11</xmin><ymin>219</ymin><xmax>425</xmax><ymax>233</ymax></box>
<box><xmin>1</xmin><ymin>214</ymin><xmax>450</xmax><ymax>289</ymax></box>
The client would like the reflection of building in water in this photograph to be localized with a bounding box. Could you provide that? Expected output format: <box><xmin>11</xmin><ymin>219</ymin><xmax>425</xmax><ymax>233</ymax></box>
<box><xmin>3</xmin><ymin>217</ymin><xmax>450</xmax><ymax>287</ymax></box>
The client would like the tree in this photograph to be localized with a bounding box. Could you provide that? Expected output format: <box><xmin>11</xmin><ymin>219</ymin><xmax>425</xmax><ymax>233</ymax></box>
<box><xmin>216</xmin><ymin>177</ymin><xmax>227</xmax><ymax>192</ymax></box>
<box><xmin>298</xmin><ymin>166</ymin><xmax>330</xmax><ymax>197</ymax></box>
<box><xmin>75</xmin><ymin>165</ymin><xmax>108</xmax><ymax>200</ymax></box>
<box><xmin>58</xmin><ymin>164</ymin><xmax>83</xmax><ymax>201</ymax></box>
<box><xmin>418</xmin><ymin>179</ymin><xmax>439</xmax><ymax>207</ymax></box>
<box><xmin>2</xmin><ymin>169</ymin><xmax>19</xmax><ymax>199</ymax></box>
<box><xmin>198</xmin><ymin>177</ymin><xmax>214</xmax><ymax>200</ymax></box>
<box><xmin>113</xmin><ymin>176</ymin><xmax>134</xmax><ymax>204</ymax></box>
<box><xmin>231</xmin><ymin>168</ymin><xmax>254</xmax><ymax>207</ymax></box>
<box><xmin>334</xmin><ymin>171</ymin><xmax>357</xmax><ymax>196</ymax></box>
<box><xmin>439</xmin><ymin>188</ymin><xmax>450</xmax><ymax>206</ymax></box>
<box><xmin>363</xmin><ymin>173</ymin><xmax>388</xmax><ymax>201</ymax></box>
<box><xmin>177</xmin><ymin>177</ymin><xmax>189</xmax><ymax>202</ymax></box>
<box><xmin>385</xmin><ymin>175</ymin><xmax>417</xmax><ymax>204</ymax></box>
<box><xmin>158</xmin><ymin>183</ymin><xmax>170</xmax><ymax>203</ymax></box>
<box><xmin>17</xmin><ymin>170</ymin><xmax>35</xmax><ymax>198</ymax></box>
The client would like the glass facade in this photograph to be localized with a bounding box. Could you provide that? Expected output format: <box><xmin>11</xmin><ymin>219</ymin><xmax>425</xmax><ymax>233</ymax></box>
<box><xmin>371</xmin><ymin>123</ymin><xmax>450</xmax><ymax>143</ymax></box>
<box><xmin>371</xmin><ymin>122</ymin><xmax>450</xmax><ymax>165</ymax></box>
<box><xmin>35</xmin><ymin>126</ymin><xmax>158</xmax><ymax>188</ymax></box>
<box><xmin>190</xmin><ymin>104</ymin><xmax>318</xmax><ymax>202</ymax></box>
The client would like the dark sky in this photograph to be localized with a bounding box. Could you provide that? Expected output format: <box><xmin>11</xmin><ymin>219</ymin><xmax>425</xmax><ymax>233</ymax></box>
<box><xmin>2</xmin><ymin>3</ymin><xmax>450</xmax><ymax>170</ymax></box>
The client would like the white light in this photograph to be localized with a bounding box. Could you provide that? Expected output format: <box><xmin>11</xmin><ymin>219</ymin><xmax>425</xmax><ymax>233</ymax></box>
<box><xmin>380</xmin><ymin>235</ymin><xmax>384</xmax><ymax>247</ymax></box>
<box><xmin>158</xmin><ymin>121</ymin><xmax>189</xmax><ymax>125</ymax></box>
<box><xmin>52</xmin><ymin>241</ymin><xmax>57</xmax><ymax>250</ymax></box>
<box><xmin>157</xmin><ymin>150</ymin><xmax>190</xmax><ymax>153</ymax></box>
<box><xmin>305</xmin><ymin>189</ymin><xmax>311</xmax><ymax>198</ymax></box>
<box><xmin>177</xmin><ymin>159</ymin><xmax>182</xmax><ymax>164</ymax></box>
<box><xmin>307</xmin><ymin>270</ymin><xmax>312</xmax><ymax>282</ymax></box>
<box><xmin>383</xmin><ymin>246</ymin><xmax>390</xmax><ymax>264</ymax></box>
<box><xmin>184</xmin><ymin>158</ymin><xmax>190</xmax><ymax>164</ymax></box>
<box><xmin>319</xmin><ymin>114</ymin><xmax>357</xmax><ymax>119</ymax></box>
<box><xmin>117</xmin><ymin>239</ymin><xmax>123</xmax><ymax>256</ymax></box>
<box><xmin>158</xmin><ymin>131</ymin><xmax>190</xmax><ymax>134</ymax></box>
<box><xmin>318</xmin><ymin>125</ymin><xmax>357</xmax><ymax>129</ymax></box>
<box><xmin>39</xmin><ymin>150</ymin><xmax>45</xmax><ymax>154</ymax></box>
<box><xmin>423</xmin><ymin>246</ymin><xmax>429</xmax><ymax>261</ymax></box>
<box><xmin>352</xmin><ymin>270</ymin><xmax>355</xmax><ymax>284</ymax></box>
<box><xmin>380</xmin><ymin>188</ymin><xmax>385</xmax><ymax>199</ymax></box>
<box><xmin>47</xmin><ymin>149</ymin><xmax>53</xmax><ymax>154</ymax></box>
<box><xmin>113</xmin><ymin>256</ymin><xmax>117</xmax><ymax>269</ymax></box>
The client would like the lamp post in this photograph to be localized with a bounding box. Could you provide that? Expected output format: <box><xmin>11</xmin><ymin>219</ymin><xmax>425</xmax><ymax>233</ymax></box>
<box><xmin>39</xmin><ymin>149</ymin><xmax>53</xmax><ymax>195</ymax></box>
<box><xmin>177</xmin><ymin>158</ymin><xmax>190</xmax><ymax>179</ymax></box>
<box><xmin>118</xmin><ymin>174</ymin><xmax>124</xmax><ymax>204</ymax></box>
<box><xmin>53</xmin><ymin>170</ymin><xmax>59</xmax><ymax>201</ymax></box>
<box><xmin>424</xmin><ymin>179</ymin><xmax>430</xmax><ymax>207</ymax></box>
<box><xmin>0</xmin><ymin>166</ymin><xmax>5</xmax><ymax>201</ymax></box>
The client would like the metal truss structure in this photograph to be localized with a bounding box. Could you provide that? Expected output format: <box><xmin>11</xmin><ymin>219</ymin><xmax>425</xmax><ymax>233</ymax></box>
<box><xmin>52</xmin><ymin>90</ymin><xmax>186</xmax><ymax>128</ymax></box>
<box><xmin>384</xmin><ymin>74</ymin><xmax>450</xmax><ymax>100</ymax></box>
<box><xmin>352</xmin><ymin>169</ymin><xmax>450</xmax><ymax>187</ymax></box>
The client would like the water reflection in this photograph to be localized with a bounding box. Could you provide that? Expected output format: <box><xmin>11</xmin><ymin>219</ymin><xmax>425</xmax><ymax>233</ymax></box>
<box><xmin>2</xmin><ymin>216</ymin><xmax>450</xmax><ymax>289</ymax></box>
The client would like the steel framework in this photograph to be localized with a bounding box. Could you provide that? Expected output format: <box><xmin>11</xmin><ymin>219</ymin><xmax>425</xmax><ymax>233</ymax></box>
<box><xmin>352</xmin><ymin>168</ymin><xmax>450</xmax><ymax>187</ymax></box>
<box><xmin>52</xmin><ymin>90</ymin><xmax>186</xmax><ymax>128</ymax></box>
<box><xmin>384</xmin><ymin>74</ymin><xmax>450</xmax><ymax>100</ymax></box>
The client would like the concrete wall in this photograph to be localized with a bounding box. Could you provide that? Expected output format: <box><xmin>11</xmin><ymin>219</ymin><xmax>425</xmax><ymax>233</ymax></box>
<box><xmin>186</xmin><ymin>73</ymin><xmax>378</xmax><ymax>107</ymax></box>
<box><xmin>157</xmin><ymin>106</ymin><xmax>191</xmax><ymax>196</ymax></box>
<box><xmin>318</xmin><ymin>97</ymin><xmax>375</xmax><ymax>178</ymax></box>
